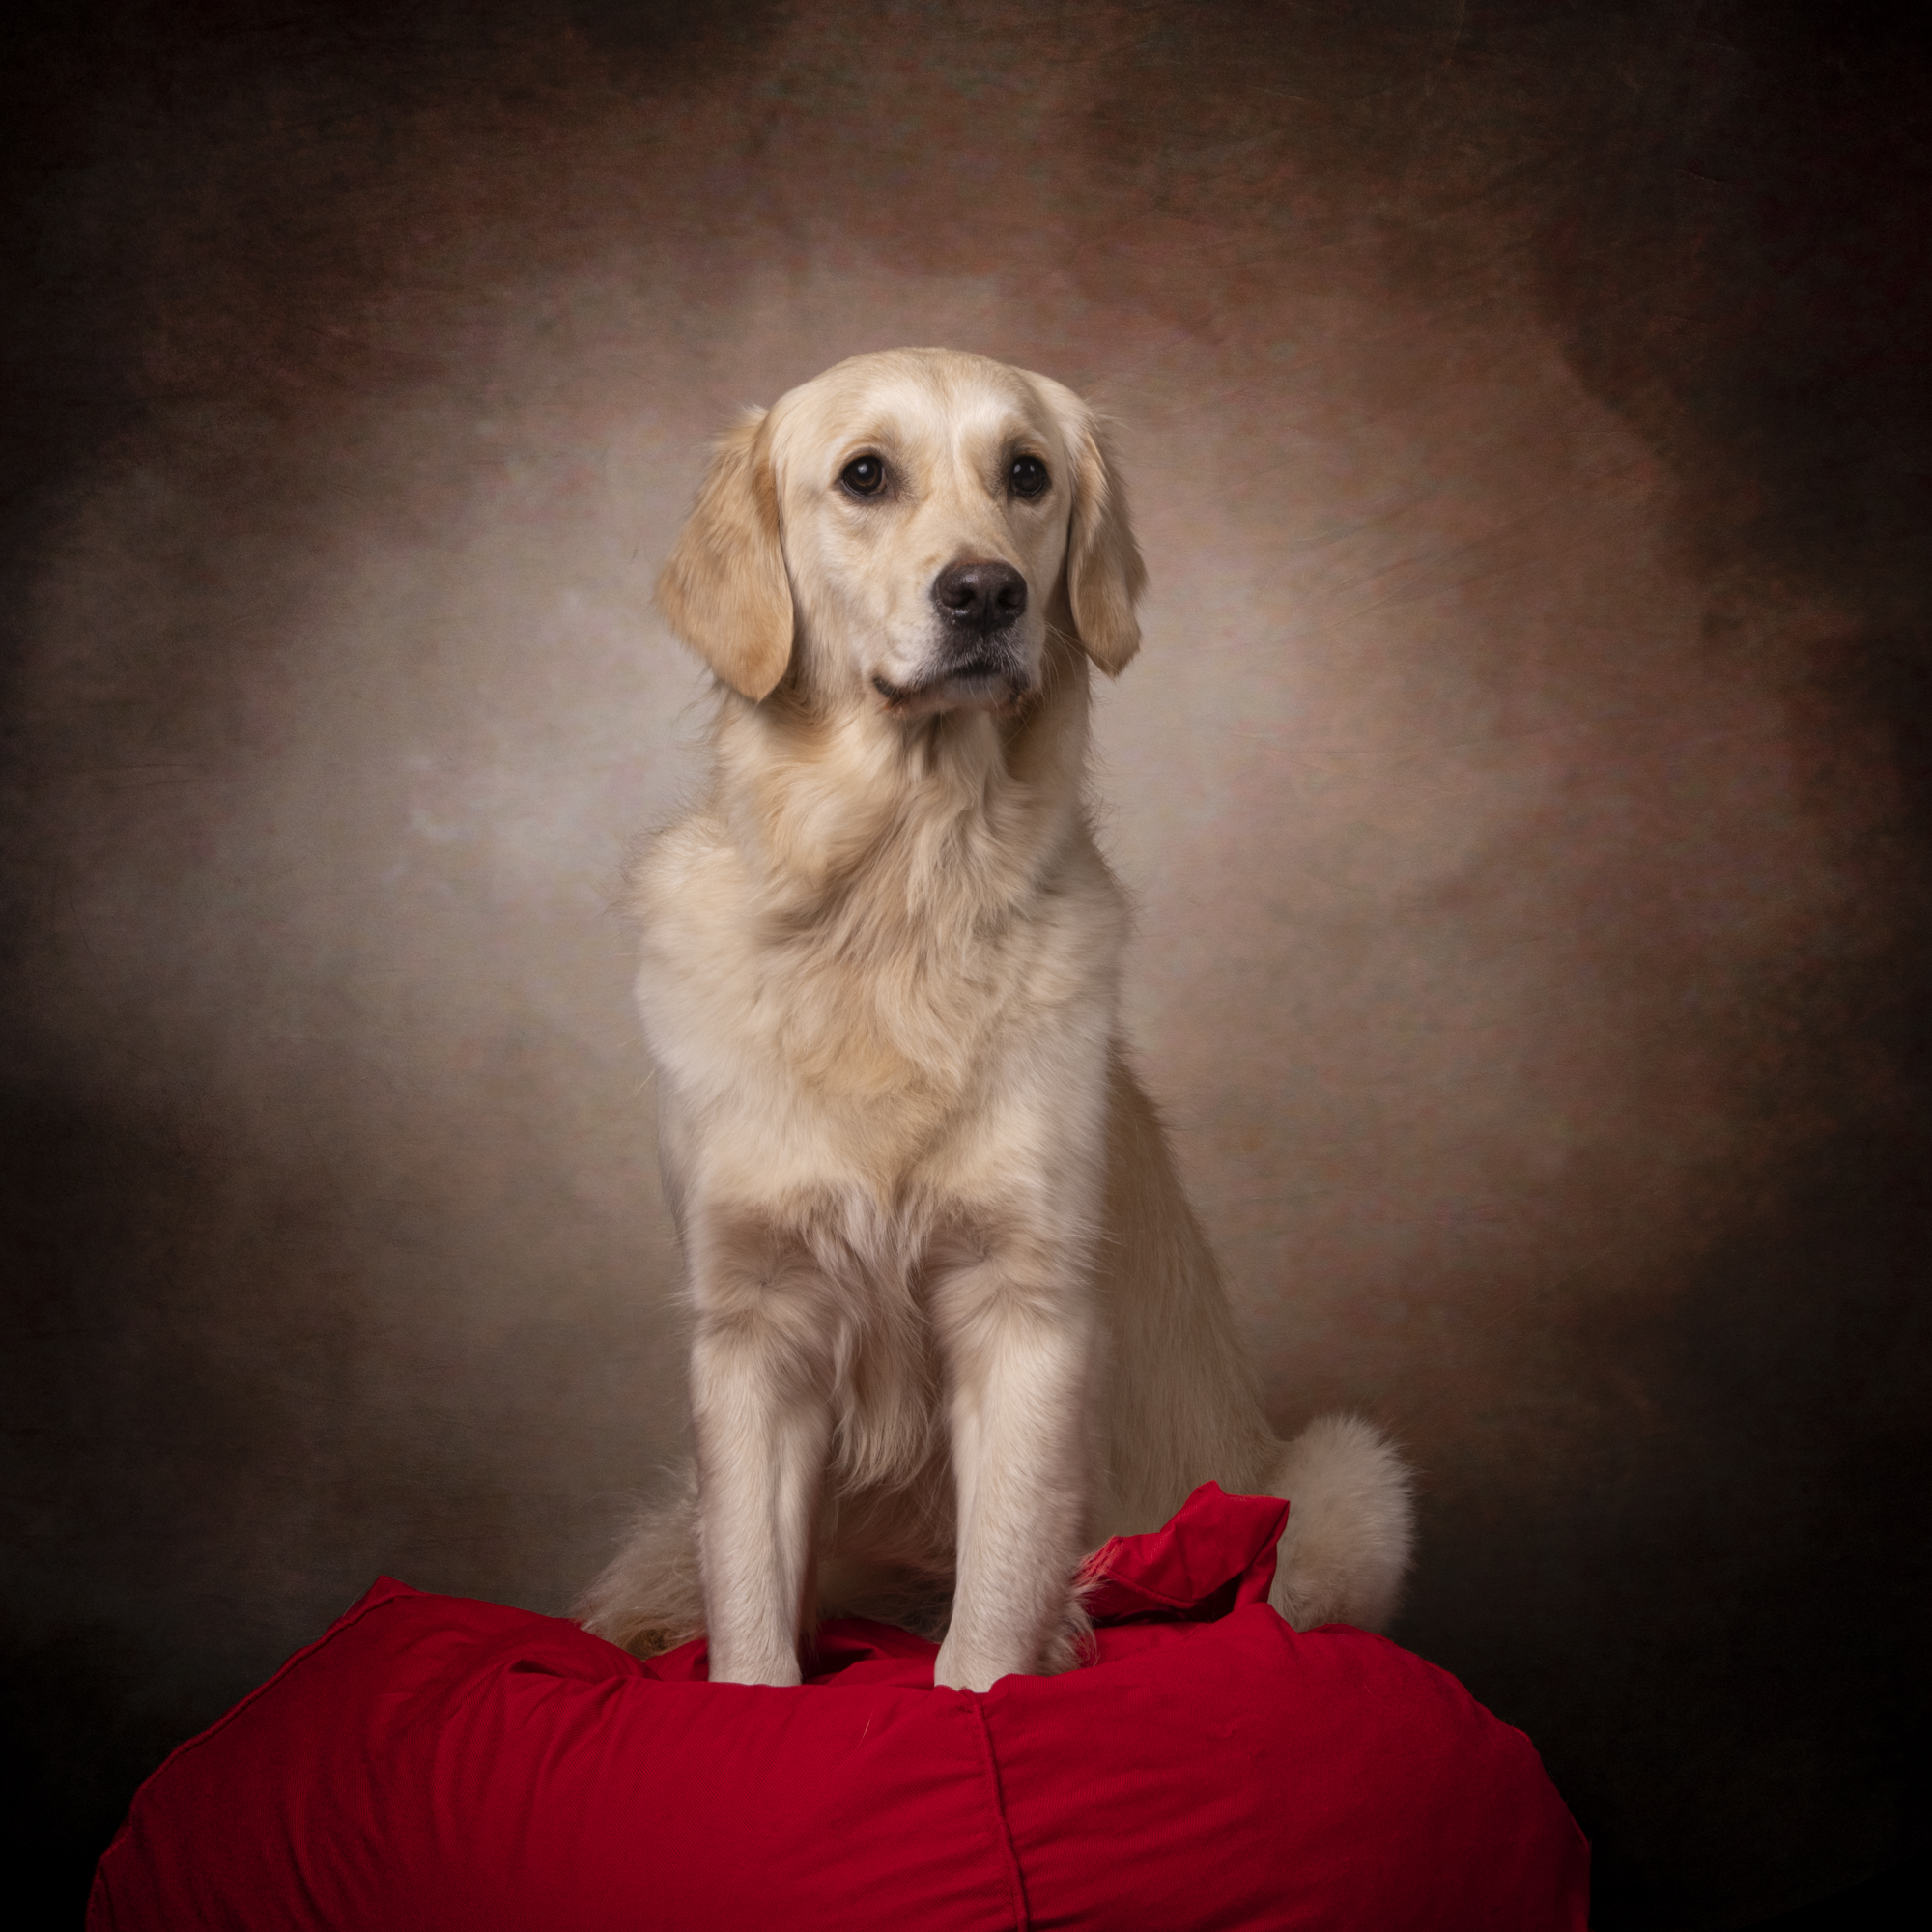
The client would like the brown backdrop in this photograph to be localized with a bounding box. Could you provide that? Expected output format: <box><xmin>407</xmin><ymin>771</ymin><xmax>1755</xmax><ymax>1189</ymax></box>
<box><xmin>4</xmin><ymin>4</ymin><xmax>1928</xmax><ymax>1925</ymax></box>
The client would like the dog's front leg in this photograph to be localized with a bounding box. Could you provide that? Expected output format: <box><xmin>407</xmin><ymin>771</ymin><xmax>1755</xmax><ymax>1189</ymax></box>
<box><xmin>929</xmin><ymin>1243</ymin><xmax>1094</xmax><ymax>1692</ymax></box>
<box><xmin>687</xmin><ymin>1214</ymin><xmax>837</xmax><ymax>1687</ymax></box>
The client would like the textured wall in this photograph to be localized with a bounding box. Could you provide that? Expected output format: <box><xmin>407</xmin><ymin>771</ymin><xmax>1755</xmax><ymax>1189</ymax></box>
<box><xmin>4</xmin><ymin>3</ymin><xmax>1928</xmax><ymax>1925</ymax></box>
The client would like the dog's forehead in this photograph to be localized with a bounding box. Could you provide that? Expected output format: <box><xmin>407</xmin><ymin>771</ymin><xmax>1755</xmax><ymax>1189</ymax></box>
<box><xmin>774</xmin><ymin>351</ymin><xmax>1057</xmax><ymax>469</ymax></box>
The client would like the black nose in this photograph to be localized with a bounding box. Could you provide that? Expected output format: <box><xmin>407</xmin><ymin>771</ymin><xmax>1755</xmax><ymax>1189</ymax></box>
<box><xmin>932</xmin><ymin>559</ymin><xmax>1028</xmax><ymax>633</ymax></box>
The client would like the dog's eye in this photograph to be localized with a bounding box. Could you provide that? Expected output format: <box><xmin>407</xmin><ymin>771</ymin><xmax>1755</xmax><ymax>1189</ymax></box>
<box><xmin>1009</xmin><ymin>455</ymin><xmax>1050</xmax><ymax>499</ymax></box>
<box><xmin>840</xmin><ymin>455</ymin><xmax>887</xmax><ymax>497</ymax></box>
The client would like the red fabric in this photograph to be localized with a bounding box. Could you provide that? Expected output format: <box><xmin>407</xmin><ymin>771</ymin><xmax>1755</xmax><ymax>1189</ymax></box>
<box><xmin>90</xmin><ymin>1485</ymin><xmax>1588</xmax><ymax>1931</ymax></box>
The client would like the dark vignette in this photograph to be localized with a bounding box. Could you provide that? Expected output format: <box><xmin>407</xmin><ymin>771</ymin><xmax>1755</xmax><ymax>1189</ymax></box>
<box><xmin>3</xmin><ymin>4</ymin><xmax>1928</xmax><ymax>1926</ymax></box>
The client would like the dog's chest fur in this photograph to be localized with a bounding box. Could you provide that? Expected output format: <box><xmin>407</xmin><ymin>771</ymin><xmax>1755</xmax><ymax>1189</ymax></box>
<box><xmin>633</xmin><ymin>693</ymin><xmax>1123</xmax><ymax>1223</ymax></box>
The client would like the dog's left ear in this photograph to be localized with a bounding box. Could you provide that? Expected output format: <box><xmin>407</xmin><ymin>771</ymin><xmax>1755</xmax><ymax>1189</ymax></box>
<box><xmin>1041</xmin><ymin>384</ymin><xmax>1147</xmax><ymax>676</ymax></box>
<box><xmin>656</xmin><ymin>407</ymin><xmax>795</xmax><ymax>701</ymax></box>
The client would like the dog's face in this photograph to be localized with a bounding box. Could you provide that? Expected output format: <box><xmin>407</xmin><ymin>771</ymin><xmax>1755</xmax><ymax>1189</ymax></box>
<box><xmin>656</xmin><ymin>349</ymin><xmax>1146</xmax><ymax>713</ymax></box>
<box><xmin>773</xmin><ymin>355</ymin><xmax>1078</xmax><ymax>718</ymax></box>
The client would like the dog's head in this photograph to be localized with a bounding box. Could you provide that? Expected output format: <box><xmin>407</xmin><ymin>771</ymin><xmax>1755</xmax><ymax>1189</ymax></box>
<box><xmin>656</xmin><ymin>349</ymin><xmax>1146</xmax><ymax>716</ymax></box>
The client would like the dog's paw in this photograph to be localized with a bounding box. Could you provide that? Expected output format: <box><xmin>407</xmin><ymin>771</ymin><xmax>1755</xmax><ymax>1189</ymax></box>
<box><xmin>932</xmin><ymin>1632</ymin><xmax>1006</xmax><ymax>1692</ymax></box>
<box><xmin>933</xmin><ymin>1587</ymin><xmax>1092</xmax><ymax>1689</ymax></box>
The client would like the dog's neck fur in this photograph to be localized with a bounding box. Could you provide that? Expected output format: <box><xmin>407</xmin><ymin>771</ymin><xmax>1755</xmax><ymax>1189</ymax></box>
<box><xmin>708</xmin><ymin>628</ymin><xmax>1095</xmax><ymax>947</ymax></box>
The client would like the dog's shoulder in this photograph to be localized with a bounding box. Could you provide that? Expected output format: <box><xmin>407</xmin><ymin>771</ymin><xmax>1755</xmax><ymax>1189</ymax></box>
<box><xmin>630</xmin><ymin>807</ymin><xmax>733</xmax><ymax>923</ymax></box>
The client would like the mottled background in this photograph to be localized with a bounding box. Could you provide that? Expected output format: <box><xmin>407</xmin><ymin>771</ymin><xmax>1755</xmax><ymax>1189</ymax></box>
<box><xmin>3</xmin><ymin>2</ymin><xmax>1928</xmax><ymax>1925</ymax></box>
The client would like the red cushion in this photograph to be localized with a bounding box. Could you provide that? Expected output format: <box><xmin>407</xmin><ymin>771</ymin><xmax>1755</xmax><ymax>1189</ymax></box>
<box><xmin>89</xmin><ymin>1485</ymin><xmax>1588</xmax><ymax>1931</ymax></box>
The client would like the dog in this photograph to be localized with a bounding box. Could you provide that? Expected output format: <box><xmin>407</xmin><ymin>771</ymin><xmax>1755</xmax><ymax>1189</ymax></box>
<box><xmin>579</xmin><ymin>348</ymin><xmax>1414</xmax><ymax>1690</ymax></box>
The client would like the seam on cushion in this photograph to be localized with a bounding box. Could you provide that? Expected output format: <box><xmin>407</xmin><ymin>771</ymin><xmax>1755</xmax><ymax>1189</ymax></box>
<box><xmin>127</xmin><ymin>1581</ymin><xmax>422</xmax><ymax>1792</ymax></box>
<box><xmin>969</xmin><ymin>1699</ymin><xmax>1033</xmax><ymax>1932</ymax></box>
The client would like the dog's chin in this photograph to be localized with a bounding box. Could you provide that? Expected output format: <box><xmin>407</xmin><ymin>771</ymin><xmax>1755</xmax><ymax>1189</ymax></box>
<box><xmin>870</xmin><ymin>660</ymin><xmax>1035</xmax><ymax>721</ymax></box>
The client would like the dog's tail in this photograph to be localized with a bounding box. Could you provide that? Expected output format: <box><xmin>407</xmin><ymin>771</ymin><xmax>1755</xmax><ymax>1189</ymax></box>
<box><xmin>575</xmin><ymin>1473</ymin><xmax>705</xmax><ymax>1658</ymax></box>
<box><xmin>1264</xmin><ymin>1414</ymin><xmax>1416</xmax><ymax>1633</ymax></box>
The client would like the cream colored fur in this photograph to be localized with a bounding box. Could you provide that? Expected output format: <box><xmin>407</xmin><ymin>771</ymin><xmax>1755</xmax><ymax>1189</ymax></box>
<box><xmin>579</xmin><ymin>349</ymin><xmax>1414</xmax><ymax>1690</ymax></box>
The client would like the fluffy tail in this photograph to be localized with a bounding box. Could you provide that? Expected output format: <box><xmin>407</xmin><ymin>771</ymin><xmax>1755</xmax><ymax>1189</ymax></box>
<box><xmin>575</xmin><ymin>1471</ymin><xmax>704</xmax><ymax>1657</ymax></box>
<box><xmin>1265</xmin><ymin>1414</ymin><xmax>1416</xmax><ymax>1633</ymax></box>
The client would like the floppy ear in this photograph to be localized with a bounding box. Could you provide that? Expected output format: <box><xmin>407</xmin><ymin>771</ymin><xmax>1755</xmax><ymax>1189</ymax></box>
<box><xmin>1062</xmin><ymin>402</ymin><xmax>1148</xmax><ymax>677</ymax></box>
<box><xmin>655</xmin><ymin>407</ymin><xmax>794</xmax><ymax>701</ymax></box>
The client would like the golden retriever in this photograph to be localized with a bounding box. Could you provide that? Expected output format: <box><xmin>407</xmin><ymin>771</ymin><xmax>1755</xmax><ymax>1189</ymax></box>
<box><xmin>579</xmin><ymin>348</ymin><xmax>1414</xmax><ymax>1690</ymax></box>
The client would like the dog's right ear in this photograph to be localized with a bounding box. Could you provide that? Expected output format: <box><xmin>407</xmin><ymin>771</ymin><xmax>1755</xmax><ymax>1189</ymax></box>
<box><xmin>655</xmin><ymin>408</ymin><xmax>794</xmax><ymax>701</ymax></box>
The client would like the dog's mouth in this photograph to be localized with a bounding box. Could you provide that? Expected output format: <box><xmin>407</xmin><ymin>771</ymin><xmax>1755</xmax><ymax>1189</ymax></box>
<box><xmin>871</xmin><ymin>655</ymin><xmax>1033</xmax><ymax>719</ymax></box>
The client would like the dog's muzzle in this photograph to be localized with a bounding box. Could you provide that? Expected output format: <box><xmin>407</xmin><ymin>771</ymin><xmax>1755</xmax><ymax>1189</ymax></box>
<box><xmin>870</xmin><ymin>559</ymin><xmax>1034</xmax><ymax>715</ymax></box>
